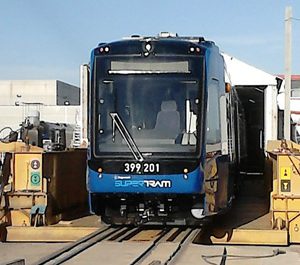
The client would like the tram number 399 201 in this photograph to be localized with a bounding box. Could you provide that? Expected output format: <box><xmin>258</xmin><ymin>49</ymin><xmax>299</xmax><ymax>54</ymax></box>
<box><xmin>124</xmin><ymin>162</ymin><xmax>160</xmax><ymax>174</ymax></box>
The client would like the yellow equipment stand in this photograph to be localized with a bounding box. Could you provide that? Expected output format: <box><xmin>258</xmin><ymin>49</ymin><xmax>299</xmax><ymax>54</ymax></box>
<box><xmin>268</xmin><ymin>140</ymin><xmax>300</xmax><ymax>243</ymax></box>
<box><xmin>197</xmin><ymin>140</ymin><xmax>300</xmax><ymax>245</ymax></box>
<box><xmin>1</xmin><ymin>142</ymin><xmax>88</xmax><ymax>241</ymax></box>
<box><xmin>1</xmin><ymin>142</ymin><xmax>44</xmax><ymax>228</ymax></box>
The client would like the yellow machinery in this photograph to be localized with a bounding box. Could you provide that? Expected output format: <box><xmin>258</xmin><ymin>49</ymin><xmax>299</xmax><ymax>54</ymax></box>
<box><xmin>0</xmin><ymin>142</ymin><xmax>44</xmax><ymax>228</ymax></box>
<box><xmin>7</xmin><ymin>149</ymin><xmax>46</xmax><ymax>227</ymax></box>
<box><xmin>267</xmin><ymin>140</ymin><xmax>300</xmax><ymax>243</ymax></box>
<box><xmin>2</xmin><ymin>140</ymin><xmax>300</xmax><ymax>244</ymax></box>
<box><xmin>0</xmin><ymin>141</ymin><xmax>88</xmax><ymax>240</ymax></box>
<box><xmin>197</xmin><ymin>140</ymin><xmax>300</xmax><ymax>245</ymax></box>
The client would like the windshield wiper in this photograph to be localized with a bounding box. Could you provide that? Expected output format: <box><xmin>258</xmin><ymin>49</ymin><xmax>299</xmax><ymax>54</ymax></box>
<box><xmin>110</xmin><ymin>112</ymin><xmax>144</xmax><ymax>162</ymax></box>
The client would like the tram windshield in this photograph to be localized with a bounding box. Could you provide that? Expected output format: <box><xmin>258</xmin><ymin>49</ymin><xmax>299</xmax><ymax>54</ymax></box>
<box><xmin>93</xmin><ymin>56</ymin><xmax>203</xmax><ymax>158</ymax></box>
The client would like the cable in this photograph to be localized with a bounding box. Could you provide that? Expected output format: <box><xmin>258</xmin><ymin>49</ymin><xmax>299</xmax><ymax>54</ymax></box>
<box><xmin>0</xmin><ymin>127</ymin><xmax>13</xmax><ymax>143</ymax></box>
<box><xmin>0</xmin><ymin>126</ymin><xmax>19</xmax><ymax>143</ymax></box>
<box><xmin>0</xmin><ymin>126</ymin><xmax>13</xmax><ymax>134</ymax></box>
<box><xmin>202</xmin><ymin>248</ymin><xmax>286</xmax><ymax>265</ymax></box>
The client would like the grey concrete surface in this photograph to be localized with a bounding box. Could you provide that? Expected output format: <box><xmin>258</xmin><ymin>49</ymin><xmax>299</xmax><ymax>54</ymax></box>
<box><xmin>65</xmin><ymin>242</ymin><xmax>152</xmax><ymax>265</ymax></box>
<box><xmin>1</xmin><ymin>242</ymin><xmax>300</xmax><ymax>265</ymax></box>
<box><xmin>0</xmin><ymin>242</ymin><xmax>68</xmax><ymax>265</ymax></box>
<box><xmin>176</xmin><ymin>244</ymin><xmax>300</xmax><ymax>265</ymax></box>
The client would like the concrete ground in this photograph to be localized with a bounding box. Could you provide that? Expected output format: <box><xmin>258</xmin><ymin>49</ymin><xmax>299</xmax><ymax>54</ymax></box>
<box><xmin>1</xmin><ymin>242</ymin><xmax>300</xmax><ymax>265</ymax></box>
<box><xmin>177</xmin><ymin>244</ymin><xmax>300</xmax><ymax>265</ymax></box>
<box><xmin>0</xmin><ymin>242</ymin><xmax>67</xmax><ymax>264</ymax></box>
<box><xmin>1</xmin><ymin>191</ymin><xmax>299</xmax><ymax>265</ymax></box>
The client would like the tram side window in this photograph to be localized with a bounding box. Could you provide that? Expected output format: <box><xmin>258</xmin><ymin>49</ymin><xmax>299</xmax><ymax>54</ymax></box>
<box><xmin>207</xmin><ymin>80</ymin><xmax>221</xmax><ymax>144</ymax></box>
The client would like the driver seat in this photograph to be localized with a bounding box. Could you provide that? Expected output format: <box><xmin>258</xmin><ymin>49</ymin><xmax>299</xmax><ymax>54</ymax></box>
<box><xmin>154</xmin><ymin>100</ymin><xmax>180</xmax><ymax>138</ymax></box>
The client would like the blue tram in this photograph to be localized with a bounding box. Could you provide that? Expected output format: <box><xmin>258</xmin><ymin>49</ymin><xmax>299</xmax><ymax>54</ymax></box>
<box><xmin>87</xmin><ymin>33</ymin><xmax>245</xmax><ymax>225</ymax></box>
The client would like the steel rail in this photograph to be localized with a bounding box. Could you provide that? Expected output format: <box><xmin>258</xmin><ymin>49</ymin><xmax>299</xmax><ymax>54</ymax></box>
<box><xmin>129</xmin><ymin>227</ymin><xmax>172</xmax><ymax>265</ymax></box>
<box><xmin>165</xmin><ymin>228</ymin><xmax>201</xmax><ymax>265</ymax></box>
<box><xmin>32</xmin><ymin>226</ymin><xmax>125</xmax><ymax>265</ymax></box>
<box><xmin>130</xmin><ymin>227</ymin><xmax>200</xmax><ymax>265</ymax></box>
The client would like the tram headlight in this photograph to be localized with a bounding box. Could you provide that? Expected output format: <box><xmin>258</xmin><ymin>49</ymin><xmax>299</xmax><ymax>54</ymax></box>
<box><xmin>98</xmin><ymin>167</ymin><xmax>103</xmax><ymax>179</ymax></box>
<box><xmin>99</xmin><ymin>46</ymin><xmax>110</xmax><ymax>54</ymax></box>
<box><xmin>183</xmin><ymin>168</ymin><xmax>189</xmax><ymax>179</ymax></box>
<box><xmin>145</xmin><ymin>43</ymin><xmax>152</xmax><ymax>51</ymax></box>
<box><xmin>143</xmin><ymin>42</ymin><xmax>152</xmax><ymax>56</ymax></box>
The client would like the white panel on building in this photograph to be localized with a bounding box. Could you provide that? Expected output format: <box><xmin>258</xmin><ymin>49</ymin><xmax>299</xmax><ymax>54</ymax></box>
<box><xmin>0</xmin><ymin>80</ymin><xmax>80</xmax><ymax>133</ymax></box>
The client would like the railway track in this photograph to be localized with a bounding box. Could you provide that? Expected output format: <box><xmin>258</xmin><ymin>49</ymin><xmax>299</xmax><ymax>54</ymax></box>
<box><xmin>130</xmin><ymin>227</ymin><xmax>201</xmax><ymax>265</ymax></box>
<box><xmin>31</xmin><ymin>226</ymin><xmax>201</xmax><ymax>265</ymax></box>
<box><xmin>32</xmin><ymin>226</ymin><xmax>123</xmax><ymax>265</ymax></box>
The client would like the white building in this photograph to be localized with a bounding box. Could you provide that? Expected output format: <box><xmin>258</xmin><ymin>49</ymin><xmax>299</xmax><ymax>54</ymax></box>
<box><xmin>0</xmin><ymin>80</ymin><xmax>80</xmax><ymax>132</ymax></box>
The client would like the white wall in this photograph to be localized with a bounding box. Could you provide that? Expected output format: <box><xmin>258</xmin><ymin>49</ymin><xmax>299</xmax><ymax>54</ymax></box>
<box><xmin>0</xmin><ymin>80</ymin><xmax>80</xmax><ymax>138</ymax></box>
<box><xmin>0</xmin><ymin>80</ymin><xmax>57</xmax><ymax>106</ymax></box>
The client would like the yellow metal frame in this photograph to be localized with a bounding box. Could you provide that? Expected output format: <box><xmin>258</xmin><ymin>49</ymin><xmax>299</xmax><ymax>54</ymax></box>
<box><xmin>267</xmin><ymin>140</ymin><xmax>300</xmax><ymax>243</ymax></box>
<box><xmin>6</xmin><ymin>226</ymin><xmax>99</xmax><ymax>242</ymax></box>
<box><xmin>1</xmin><ymin>142</ymin><xmax>46</xmax><ymax>228</ymax></box>
<box><xmin>13</xmin><ymin>152</ymin><xmax>44</xmax><ymax>192</ymax></box>
<box><xmin>0</xmin><ymin>142</ymin><xmax>43</xmax><ymax>153</ymax></box>
<box><xmin>210</xmin><ymin>229</ymin><xmax>288</xmax><ymax>245</ymax></box>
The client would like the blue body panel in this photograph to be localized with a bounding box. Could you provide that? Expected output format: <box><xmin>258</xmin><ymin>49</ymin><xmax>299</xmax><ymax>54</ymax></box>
<box><xmin>88</xmin><ymin>167</ymin><xmax>204</xmax><ymax>194</ymax></box>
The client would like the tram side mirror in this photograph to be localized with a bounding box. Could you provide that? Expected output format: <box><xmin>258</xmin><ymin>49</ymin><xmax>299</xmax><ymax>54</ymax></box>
<box><xmin>225</xmin><ymin>83</ymin><xmax>231</xmax><ymax>93</ymax></box>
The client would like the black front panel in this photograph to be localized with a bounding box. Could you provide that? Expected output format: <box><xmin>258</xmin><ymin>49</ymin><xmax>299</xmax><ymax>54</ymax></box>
<box><xmin>88</xmin><ymin>158</ymin><xmax>200</xmax><ymax>175</ymax></box>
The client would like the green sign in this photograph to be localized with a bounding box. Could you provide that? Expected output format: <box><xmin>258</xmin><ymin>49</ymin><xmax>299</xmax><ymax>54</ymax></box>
<box><xmin>31</xmin><ymin>172</ymin><xmax>41</xmax><ymax>186</ymax></box>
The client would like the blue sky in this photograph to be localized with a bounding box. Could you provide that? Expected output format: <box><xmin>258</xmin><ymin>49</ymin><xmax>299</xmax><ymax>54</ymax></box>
<box><xmin>0</xmin><ymin>0</ymin><xmax>299</xmax><ymax>86</ymax></box>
